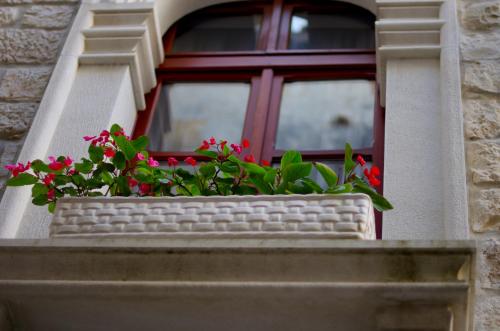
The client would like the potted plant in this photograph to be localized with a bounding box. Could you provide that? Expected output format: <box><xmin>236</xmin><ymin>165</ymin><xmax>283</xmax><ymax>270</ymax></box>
<box><xmin>5</xmin><ymin>124</ymin><xmax>392</xmax><ymax>240</ymax></box>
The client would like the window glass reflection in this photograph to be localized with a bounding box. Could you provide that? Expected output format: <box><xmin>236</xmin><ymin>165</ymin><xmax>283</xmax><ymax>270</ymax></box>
<box><xmin>275</xmin><ymin>80</ymin><xmax>375</xmax><ymax>150</ymax></box>
<box><xmin>148</xmin><ymin>83</ymin><xmax>250</xmax><ymax>151</ymax></box>
<box><xmin>172</xmin><ymin>14</ymin><xmax>262</xmax><ymax>52</ymax></box>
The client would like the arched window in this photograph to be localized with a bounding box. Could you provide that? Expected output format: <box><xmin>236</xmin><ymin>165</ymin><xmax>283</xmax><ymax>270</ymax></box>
<box><xmin>133</xmin><ymin>0</ymin><xmax>384</xmax><ymax>236</ymax></box>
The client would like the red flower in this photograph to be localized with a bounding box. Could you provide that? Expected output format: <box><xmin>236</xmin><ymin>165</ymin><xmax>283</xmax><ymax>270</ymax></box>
<box><xmin>104</xmin><ymin>148</ymin><xmax>115</xmax><ymax>158</ymax></box>
<box><xmin>47</xmin><ymin>189</ymin><xmax>55</xmax><ymax>200</ymax></box>
<box><xmin>231</xmin><ymin>143</ymin><xmax>242</xmax><ymax>154</ymax></box>
<box><xmin>244</xmin><ymin>154</ymin><xmax>256</xmax><ymax>163</ymax></box>
<box><xmin>261</xmin><ymin>160</ymin><xmax>271</xmax><ymax>167</ymax></box>
<box><xmin>356</xmin><ymin>155</ymin><xmax>366</xmax><ymax>166</ymax></box>
<box><xmin>209</xmin><ymin>137</ymin><xmax>217</xmax><ymax>145</ymax></box>
<box><xmin>220</xmin><ymin>140</ymin><xmax>227</xmax><ymax>150</ymax></box>
<box><xmin>64</xmin><ymin>156</ymin><xmax>73</xmax><ymax>167</ymax></box>
<box><xmin>364</xmin><ymin>166</ymin><xmax>381</xmax><ymax>187</ymax></box>
<box><xmin>167</xmin><ymin>157</ymin><xmax>179</xmax><ymax>167</ymax></box>
<box><xmin>68</xmin><ymin>168</ymin><xmax>77</xmax><ymax>176</ymax></box>
<box><xmin>128</xmin><ymin>177</ymin><xmax>138</xmax><ymax>188</ymax></box>
<box><xmin>48</xmin><ymin>156</ymin><xmax>64</xmax><ymax>171</ymax></box>
<box><xmin>83</xmin><ymin>136</ymin><xmax>96</xmax><ymax>141</ymax></box>
<box><xmin>369</xmin><ymin>176</ymin><xmax>381</xmax><ymax>187</ymax></box>
<box><xmin>199</xmin><ymin>140</ymin><xmax>210</xmax><ymax>150</ymax></box>
<box><xmin>100</xmin><ymin>130</ymin><xmax>110</xmax><ymax>138</ymax></box>
<box><xmin>43</xmin><ymin>173</ymin><xmax>56</xmax><ymax>186</ymax></box>
<box><xmin>371</xmin><ymin>165</ymin><xmax>380</xmax><ymax>177</ymax></box>
<box><xmin>5</xmin><ymin>162</ymin><xmax>30</xmax><ymax>177</ymax></box>
<box><xmin>139</xmin><ymin>183</ymin><xmax>150</xmax><ymax>195</ymax></box>
<box><xmin>242</xmin><ymin>139</ymin><xmax>250</xmax><ymax>149</ymax></box>
<box><xmin>184</xmin><ymin>157</ymin><xmax>197</xmax><ymax>167</ymax></box>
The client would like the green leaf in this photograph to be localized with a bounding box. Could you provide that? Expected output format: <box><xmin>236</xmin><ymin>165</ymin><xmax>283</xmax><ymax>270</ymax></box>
<box><xmin>6</xmin><ymin>173</ymin><xmax>38</xmax><ymax>186</ymax></box>
<box><xmin>325</xmin><ymin>183</ymin><xmax>353</xmax><ymax>194</ymax></box>
<box><xmin>100</xmin><ymin>171</ymin><xmax>114</xmax><ymax>186</ymax></box>
<box><xmin>199</xmin><ymin>163</ymin><xmax>216</xmax><ymax>177</ymax></box>
<box><xmin>31</xmin><ymin>159</ymin><xmax>50</xmax><ymax>173</ymax></box>
<box><xmin>195</xmin><ymin>149</ymin><xmax>218</xmax><ymax>159</ymax></box>
<box><xmin>116</xmin><ymin>176</ymin><xmax>131</xmax><ymax>196</ymax></box>
<box><xmin>287</xmin><ymin>182</ymin><xmax>314</xmax><ymax>194</ymax></box>
<box><xmin>280</xmin><ymin>150</ymin><xmax>302</xmax><ymax>169</ymax></box>
<box><xmin>313</xmin><ymin>162</ymin><xmax>338</xmax><ymax>187</ymax></box>
<box><xmin>263</xmin><ymin>168</ymin><xmax>277</xmax><ymax>185</ymax></box>
<box><xmin>220</xmin><ymin>161</ymin><xmax>240</xmax><ymax>175</ymax></box>
<box><xmin>134</xmin><ymin>168</ymin><xmax>153</xmax><ymax>182</ymax></box>
<box><xmin>32</xmin><ymin>183</ymin><xmax>48</xmax><ymax>196</ymax></box>
<box><xmin>112</xmin><ymin>151</ymin><xmax>126</xmax><ymax>171</ymax></box>
<box><xmin>352</xmin><ymin>180</ymin><xmax>394</xmax><ymax>212</ymax></box>
<box><xmin>71</xmin><ymin>174</ymin><xmax>86</xmax><ymax>187</ymax></box>
<box><xmin>54</xmin><ymin>175</ymin><xmax>70</xmax><ymax>186</ymax></box>
<box><xmin>75</xmin><ymin>158</ymin><xmax>93</xmax><ymax>174</ymax></box>
<box><xmin>234</xmin><ymin>185</ymin><xmax>258</xmax><ymax>195</ymax></box>
<box><xmin>175</xmin><ymin>168</ymin><xmax>194</xmax><ymax>180</ymax></box>
<box><xmin>110</xmin><ymin>123</ymin><xmax>122</xmax><ymax>136</ymax></box>
<box><xmin>343</xmin><ymin>143</ymin><xmax>356</xmax><ymax>181</ymax></box>
<box><xmin>62</xmin><ymin>187</ymin><xmax>78</xmax><ymax>196</ymax></box>
<box><xmin>88</xmin><ymin>144</ymin><xmax>104</xmax><ymax>163</ymax></box>
<box><xmin>248</xmin><ymin>176</ymin><xmax>273</xmax><ymax>195</ymax></box>
<box><xmin>48</xmin><ymin>202</ymin><xmax>56</xmax><ymax>213</ymax></box>
<box><xmin>114</xmin><ymin>135</ymin><xmax>136</xmax><ymax>160</ymax></box>
<box><xmin>301</xmin><ymin>178</ymin><xmax>323</xmax><ymax>193</ymax></box>
<box><xmin>281</xmin><ymin>162</ymin><xmax>312</xmax><ymax>184</ymax></box>
<box><xmin>131</xmin><ymin>136</ymin><xmax>149</xmax><ymax>151</ymax></box>
<box><xmin>32</xmin><ymin>194</ymin><xmax>48</xmax><ymax>206</ymax></box>
<box><xmin>240</xmin><ymin>162</ymin><xmax>266</xmax><ymax>176</ymax></box>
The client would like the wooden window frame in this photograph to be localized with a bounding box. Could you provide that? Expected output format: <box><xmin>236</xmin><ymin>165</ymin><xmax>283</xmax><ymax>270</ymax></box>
<box><xmin>132</xmin><ymin>0</ymin><xmax>385</xmax><ymax>238</ymax></box>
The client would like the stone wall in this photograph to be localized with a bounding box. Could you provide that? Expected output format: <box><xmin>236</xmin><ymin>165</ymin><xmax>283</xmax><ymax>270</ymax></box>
<box><xmin>458</xmin><ymin>0</ymin><xmax>500</xmax><ymax>330</ymax></box>
<box><xmin>0</xmin><ymin>0</ymin><xmax>80</xmax><ymax>198</ymax></box>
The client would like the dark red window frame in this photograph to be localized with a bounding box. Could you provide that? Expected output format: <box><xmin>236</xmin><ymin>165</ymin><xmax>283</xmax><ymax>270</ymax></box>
<box><xmin>132</xmin><ymin>0</ymin><xmax>386</xmax><ymax>238</ymax></box>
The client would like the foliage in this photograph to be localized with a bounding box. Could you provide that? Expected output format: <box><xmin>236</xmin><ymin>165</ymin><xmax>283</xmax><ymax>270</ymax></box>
<box><xmin>5</xmin><ymin>124</ymin><xmax>393</xmax><ymax>213</ymax></box>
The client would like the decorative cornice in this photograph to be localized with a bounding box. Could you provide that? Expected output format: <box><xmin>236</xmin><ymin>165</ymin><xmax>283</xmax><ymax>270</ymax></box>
<box><xmin>79</xmin><ymin>6</ymin><xmax>164</xmax><ymax>110</ymax></box>
<box><xmin>375</xmin><ymin>0</ymin><xmax>445</xmax><ymax>106</ymax></box>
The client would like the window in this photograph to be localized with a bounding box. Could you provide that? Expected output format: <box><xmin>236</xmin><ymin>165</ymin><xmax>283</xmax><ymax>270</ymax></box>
<box><xmin>133</xmin><ymin>0</ymin><xmax>384</xmax><ymax>236</ymax></box>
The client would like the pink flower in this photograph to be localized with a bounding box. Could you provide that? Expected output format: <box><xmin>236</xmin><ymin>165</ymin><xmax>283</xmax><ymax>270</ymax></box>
<box><xmin>148</xmin><ymin>157</ymin><xmax>159</xmax><ymax>167</ymax></box>
<box><xmin>184</xmin><ymin>157</ymin><xmax>197</xmax><ymax>167</ymax></box>
<box><xmin>104</xmin><ymin>148</ymin><xmax>115</xmax><ymax>158</ymax></box>
<box><xmin>128</xmin><ymin>177</ymin><xmax>138</xmax><ymax>187</ymax></box>
<box><xmin>231</xmin><ymin>143</ymin><xmax>242</xmax><ymax>154</ymax></box>
<box><xmin>48</xmin><ymin>156</ymin><xmax>64</xmax><ymax>171</ymax></box>
<box><xmin>64</xmin><ymin>156</ymin><xmax>73</xmax><ymax>167</ymax></box>
<box><xmin>68</xmin><ymin>168</ymin><xmax>76</xmax><ymax>176</ymax></box>
<box><xmin>47</xmin><ymin>189</ymin><xmax>55</xmax><ymax>200</ymax></box>
<box><xmin>5</xmin><ymin>162</ymin><xmax>30</xmax><ymax>177</ymax></box>
<box><xmin>83</xmin><ymin>136</ymin><xmax>96</xmax><ymax>141</ymax></box>
<box><xmin>136</xmin><ymin>153</ymin><xmax>145</xmax><ymax>161</ymax></box>
<box><xmin>43</xmin><ymin>173</ymin><xmax>56</xmax><ymax>186</ymax></box>
<box><xmin>244</xmin><ymin>154</ymin><xmax>256</xmax><ymax>163</ymax></box>
<box><xmin>167</xmin><ymin>157</ymin><xmax>179</xmax><ymax>167</ymax></box>
<box><xmin>100</xmin><ymin>130</ymin><xmax>110</xmax><ymax>138</ymax></box>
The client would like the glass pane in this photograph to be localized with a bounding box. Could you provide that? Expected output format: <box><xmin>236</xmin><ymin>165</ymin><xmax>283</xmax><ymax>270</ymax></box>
<box><xmin>289</xmin><ymin>12</ymin><xmax>375</xmax><ymax>49</ymax></box>
<box><xmin>172</xmin><ymin>14</ymin><xmax>262</xmax><ymax>52</ymax></box>
<box><xmin>275</xmin><ymin>80</ymin><xmax>375</xmax><ymax>150</ymax></box>
<box><xmin>148</xmin><ymin>83</ymin><xmax>250</xmax><ymax>151</ymax></box>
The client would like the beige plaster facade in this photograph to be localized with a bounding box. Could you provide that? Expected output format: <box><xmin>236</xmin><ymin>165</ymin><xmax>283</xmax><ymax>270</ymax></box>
<box><xmin>0</xmin><ymin>0</ymin><xmax>497</xmax><ymax>329</ymax></box>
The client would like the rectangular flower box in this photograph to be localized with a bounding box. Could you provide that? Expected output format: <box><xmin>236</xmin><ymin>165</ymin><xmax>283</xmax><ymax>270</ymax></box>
<box><xmin>50</xmin><ymin>194</ymin><xmax>375</xmax><ymax>240</ymax></box>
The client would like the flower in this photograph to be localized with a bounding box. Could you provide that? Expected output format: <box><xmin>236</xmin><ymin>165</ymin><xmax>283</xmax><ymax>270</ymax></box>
<box><xmin>261</xmin><ymin>160</ymin><xmax>271</xmax><ymax>167</ymax></box>
<box><xmin>167</xmin><ymin>157</ymin><xmax>179</xmax><ymax>167</ymax></box>
<box><xmin>244</xmin><ymin>154</ymin><xmax>256</xmax><ymax>163</ymax></box>
<box><xmin>48</xmin><ymin>156</ymin><xmax>64</xmax><ymax>171</ymax></box>
<box><xmin>47</xmin><ymin>189</ymin><xmax>55</xmax><ymax>200</ymax></box>
<box><xmin>64</xmin><ymin>156</ymin><xmax>73</xmax><ymax>167</ymax></box>
<box><xmin>198</xmin><ymin>140</ymin><xmax>210</xmax><ymax>150</ymax></box>
<box><xmin>220</xmin><ymin>140</ymin><xmax>227</xmax><ymax>150</ymax></box>
<box><xmin>148</xmin><ymin>157</ymin><xmax>159</xmax><ymax>167</ymax></box>
<box><xmin>128</xmin><ymin>177</ymin><xmax>138</xmax><ymax>187</ymax></box>
<box><xmin>139</xmin><ymin>183</ymin><xmax>150</xmax><ymax>195</ymax></box>
<box><xmin>83</xmin><ymin>136</ymin><xmax>96</xmax><ymax>141</ymax></box>
<box><xmin>242</xmin><ymin>139</ymin><xmax>250</xmax><ymax>149</ymax></box>
<box><xmin>364</xmin><ymin>165</ymin><xmax>381</xmax><ymax>187</ymax></box>
<box><xmin>104</xmin><ymin>148</ymin><xmax>115</xmax><ymax>158</ymax></box>
<box><xmin>43</xmin><ymin>173</ymin><xmax>56</xmax><ymax>186</ymax></box>
<box><xmin>68</xmin><ymin>168</ymin><xmax>77</xmax><ymax>176</ymax></box>
<box><xmin>209</xmin><ymin>137</ymin><xmax>217</xmax><ymax>145</ymax></box>
<box><xmin>231</xmin><ymin>143</ymin><xmax>242</xmax><ymax>154</ymax></box>
<box><xmin>5</xmin><ymin>162</ymin><xmax>30</xmax><ymax>177</ymax></box>
<box><xmin>356</xmin><ymin>155</ymin><xmax>366</xmax><ymax>166</ymax></box>
<box><xmin>184</xmin><ymin>157</ymin><xmax>197</xmax><ymax>167</ymax></box>
<box><xmin>136</xmin><ymin>153</ymin><xmax>145</xmax><ymax>161</ymax></box>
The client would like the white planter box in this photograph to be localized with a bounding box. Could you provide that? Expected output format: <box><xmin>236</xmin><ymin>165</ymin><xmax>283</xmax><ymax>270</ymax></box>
<box><xmin>50</xmin><ymin>194</ymin><xmax>375</xmax><ymax>240</ymax></box>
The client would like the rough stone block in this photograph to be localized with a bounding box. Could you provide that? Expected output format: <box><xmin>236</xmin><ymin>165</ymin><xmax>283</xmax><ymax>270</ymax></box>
<box><xmin>470</xmin><ymin>188</ymin><xmax>500</xmax><ymax>233</ymax></box>
<box><xmin>0</xmin><ymin>7</ymin><xmax>19</xmax><ymax>27</ymax></box>
<box><xmin>461</xmin><ymin>1</ymin><xmax>500</xmax><ymax>30</ymax></box>
<box><xmin>467</xmin><ymin>141</ymin><xmax>500</xmax><ymax>184</ymax></box>
<box><xmin>0</xmin><ymin>29</ymin><xmax>63</xmax><ymax>64</ymax></box>
<box><xmin>463</xmin><ymin>97</ymin><xmax>500</xmax><ymax>140</ymax></box>
<box><xmin>0</xmin><ymin>68</ymin><xmax>51</xmax><ymax>101</ymax></box>
<box><xmin>22</xmin><ymin>5</ymin><xmax>75</xmax><ymax>29</ymax></box>
<box><xmin>461</xmin><ymin>30</ymin><xmax>500</xmax><ymax>61</ymax></box>
<box><xmin>475</xmin><ymin>294</ymin><xmax>500</xmax><ymax>331</ymax></box>
<box><xmin>463</xmin><ymin>61</ymin><xmax>500</xmax><ymax>94</ymax></box>
<box><xmin>479</xmin><ymin>239</ymin><xmax>500</xmax><ymax>289</ymax></box>
<box><xmin>0</xmin><ymin>103</ymin><xmax>37</xmax><ymax>139</ymax></box>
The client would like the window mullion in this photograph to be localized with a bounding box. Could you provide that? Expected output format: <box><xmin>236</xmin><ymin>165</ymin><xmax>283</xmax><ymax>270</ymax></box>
<box><xmin>266</xmin><ymin>0</ymin><xmax>285</xmax><ymax>51</ymax></box>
